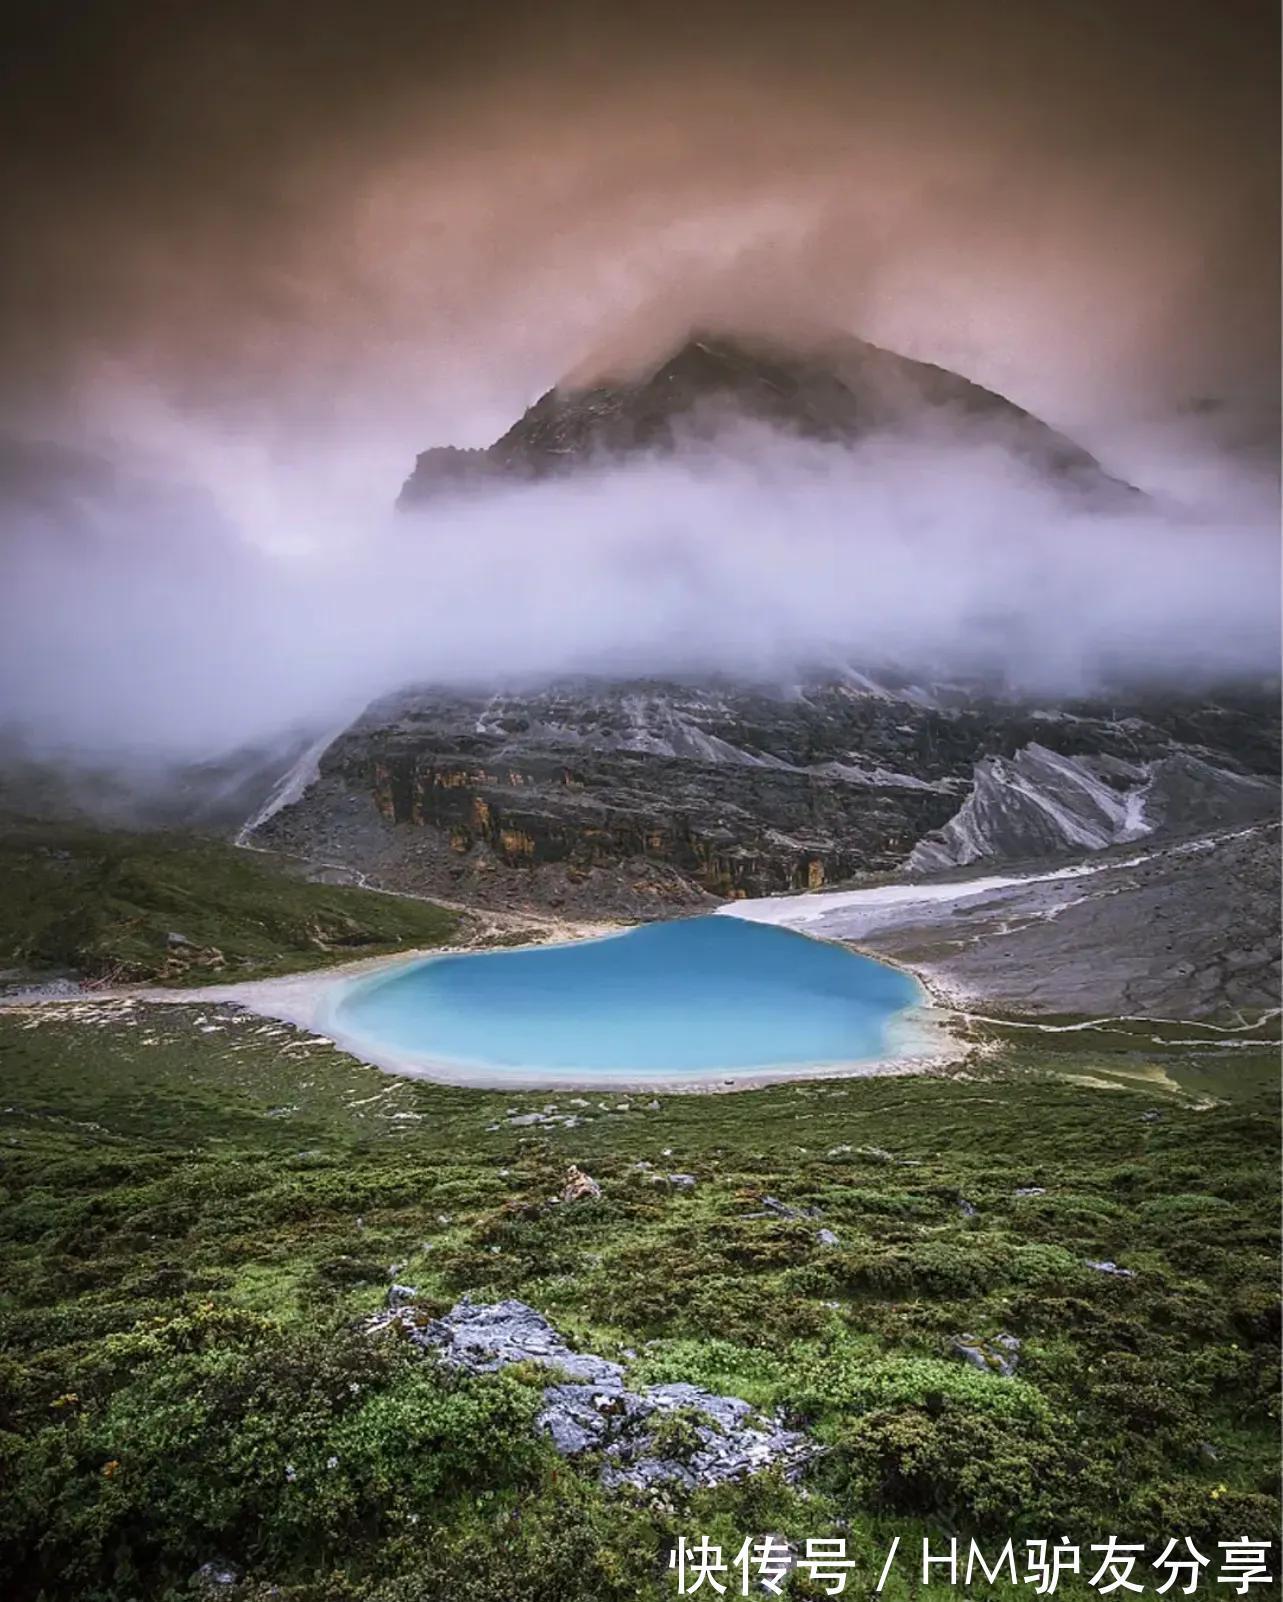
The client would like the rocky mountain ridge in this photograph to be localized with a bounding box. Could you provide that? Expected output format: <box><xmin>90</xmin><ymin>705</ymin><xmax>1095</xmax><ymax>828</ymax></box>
<box><xmin>247</xmin><ymin>676</ymin><xmax>1278</xmax><ymax>917</ymax></box>
<box><xmin>907</xmin><ymin>741</ymin><xmax>1279</xmax><ymax>873</ymax></box>
<box><xmin>398</xmin><ymin>332</ymin><xmax>1136</xmax><ymax>504</ymax></box>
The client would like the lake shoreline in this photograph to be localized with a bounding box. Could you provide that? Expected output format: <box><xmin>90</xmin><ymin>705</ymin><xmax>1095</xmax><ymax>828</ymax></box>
<box><xmin>4</xmin><ymin>915</ymin><xmax>962</xmax><ymax>1093</ymax></box>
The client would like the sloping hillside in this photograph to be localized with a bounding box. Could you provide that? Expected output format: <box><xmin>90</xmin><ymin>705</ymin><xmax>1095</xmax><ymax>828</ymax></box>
<box><xmin>0</xmin><ymin>830</ymin><xmax>459</xmax><ymax>985</ymax></box>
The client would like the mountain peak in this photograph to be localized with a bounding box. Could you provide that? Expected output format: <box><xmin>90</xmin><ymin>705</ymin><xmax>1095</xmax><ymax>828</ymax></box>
<box><xmin>398</xmin><ymin>328</ymin><xmax>1135</xmax><ymax>506</ymax></box>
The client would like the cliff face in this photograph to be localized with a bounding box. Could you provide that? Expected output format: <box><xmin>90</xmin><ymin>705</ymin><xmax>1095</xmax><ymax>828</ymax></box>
<box><xmin>398</xmin><ymin>332</ymin><xmax>1135</xmax><ymax>505</ymax></box>
<box><xmin>247</xmin><ymin>678</ymin><xmax>1277</xmax><ymax>916</ymax></box>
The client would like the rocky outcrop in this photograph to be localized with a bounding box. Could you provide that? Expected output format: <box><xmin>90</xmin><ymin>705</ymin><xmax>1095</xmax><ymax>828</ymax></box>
<box><xmin>559</xmin><ymin>1165</ymin><xmax>601</xmax><ymax>1203</ymax></box>
<box><xmin>398</xmin><ymin>332</ymin><xmax>1136</xmax><ymax>506</ymax></box>
<box><xmin>374</xmin><ymin>1295</ymin><xmax>813</xmax><ymax>1490</ymax></box>
<box><xmin>952</xmin><ymin>1332</ymin><xmax>1021</xmax><ymax>1377</ymax></box>
<box><xmin>907</xmin><ymin>743</ymin><xmax>1278</xmax><ymax>873</ymax></box>
<box><xmin>246</xmin><ymin>677</ymin><xmax>1277</xmax><ymax>918</ymax></box>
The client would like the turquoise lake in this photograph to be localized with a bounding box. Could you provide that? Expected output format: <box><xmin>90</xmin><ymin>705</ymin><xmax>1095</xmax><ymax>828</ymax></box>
<box><xmin>327</xmin><ymin>915</ymin><xmax>922</xmax><ymax>1082</ymax></box>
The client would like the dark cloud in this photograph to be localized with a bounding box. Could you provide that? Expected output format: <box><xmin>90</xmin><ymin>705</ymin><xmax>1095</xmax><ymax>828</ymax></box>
<box><xmin>1</xmin><ymin>0</ymin><xmax>1277</xmax><ymax>444</ymax></box>
<box><xmin>0</xmin><ymin>1</ymin><xmax>1275</xmax><ymax>761</ymax></box>
<box><xmin>1</xmin><ymin>428</ymin><xmax>1277</xmax><ymax>758</ymax></box>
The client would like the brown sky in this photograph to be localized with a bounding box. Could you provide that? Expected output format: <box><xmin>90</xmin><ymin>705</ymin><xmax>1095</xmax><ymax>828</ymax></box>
<box><xmin>1</xmin><ymin>0</ymin><xmax>1278</xmax><ymax>460</ymax></box>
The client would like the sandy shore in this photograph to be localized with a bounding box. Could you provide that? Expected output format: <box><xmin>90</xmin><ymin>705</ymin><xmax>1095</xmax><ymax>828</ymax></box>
<box><xmin>170</xmin><ymin>924</ymin><xmax>957</xmax><ymax>1092</ymax></box>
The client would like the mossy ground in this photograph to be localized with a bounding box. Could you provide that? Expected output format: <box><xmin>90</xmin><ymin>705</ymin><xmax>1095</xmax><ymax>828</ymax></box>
<box><xmin>0</xmin><ymin>830</ymin><xmax>459</xmax><ymax>985</ymax></box>
<box><xmin>0</xmin><ymin>994</ymin><xmax>1278</xmax><ymax>1600</ymax></box>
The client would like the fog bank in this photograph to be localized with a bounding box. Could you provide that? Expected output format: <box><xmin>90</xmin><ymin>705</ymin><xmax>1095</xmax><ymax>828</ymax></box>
<box><xmin>2</xmin><ymin>426</ymin><xmax>1276</xmax><ymax>761</ymax></box>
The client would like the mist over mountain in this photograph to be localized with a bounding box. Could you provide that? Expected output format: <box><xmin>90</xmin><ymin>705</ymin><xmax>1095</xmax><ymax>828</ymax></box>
<box><xmin>0</xmin><ymin>319</ymin><xmax>1276</xmax><ymax>776</ymax></box>
<box><xmin>0</xmin><ymin>0</ymin><xmax>1275</xmax><ymax>783</ymax></box>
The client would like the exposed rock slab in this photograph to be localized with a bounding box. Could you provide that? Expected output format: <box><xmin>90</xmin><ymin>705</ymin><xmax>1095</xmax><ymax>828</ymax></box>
<box><xmin>377</xmin><ymin>1295</ymin><xmax>813</xmax><ymax>1490</ymax></box>
<box><xmin>908</xmin><ymin>743</ymin><xmax>1277</xmax><ymax>873</ymax></box>
<box><xmin>952</xmin><ymin>1332</ymin><xmax>1021</xmax><ymax>1377</ymax></box>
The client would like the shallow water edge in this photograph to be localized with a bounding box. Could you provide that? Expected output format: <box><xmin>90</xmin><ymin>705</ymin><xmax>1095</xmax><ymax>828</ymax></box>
<box><xmin>156</xmin><ymin>921</ymin><xmax>957</xmax><ymax>1091</ymax></box>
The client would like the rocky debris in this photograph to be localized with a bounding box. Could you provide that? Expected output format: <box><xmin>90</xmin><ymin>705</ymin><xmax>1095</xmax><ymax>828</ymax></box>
<box><xmin>1013</xmin><ymin>1187</ymin><xmax>1046</xmax><ymax>1198</ymax></box>
<box><xmin>0</xmin><ymin>974</ymin><xmax>84</xmax><ymax>1002</ymax></box>
<box><xmin>559</xmin><ymin>1165</ymin><xmax>601</xmax><ymax>1203</ymax></box>
<box><xmin>841</xmin><ymin>818</ymin><xmax>1282</xmax><ymax>1022</ymax></box>
<box><xmin>539</xmin><ymin>1380</ymin><xmax>813</xmax><ymax>1491</ymax></box>
<box><xmin>404</xmin><ymin>1296</ymin><xmax>625</xmax><ymax>1384</ymax></box>
<box><xmin>380</xmin><ymin>1294</ymin><xmax>814</xmax><ymax>1490</ymax></box>
<box><xmin>157</xmin><ymin>939</ymin><xmax>227</xmax><ymax>979</ymax></box>
<box><xmin>952</xmin><ymin>1332</ymin><xmax>1021</xmax><ymax>1378</ymax></box>
<box><xmin>958</xmin><ymin>1198</ymin><xmax>979</xmax><ymax>1219</ymax></box>
<box><xmin>500</xmin><ymin>1109</ymin><xmax>584</xmax><ymax>1129</ymax></box>
<box><xmin>1085</xmin><ymin>1259</ymin><xmax>1136</xmax><ymax>1278</ymax></box>
<box><xmin>816</xmin><ymin>1228</ymin><xmax>840</xmax><ymax>1247</ymax></box>
<box><xmin>666</xmin><ymin>1173</ymin><xmax>697</xmax><ymax>1190</ymax></box>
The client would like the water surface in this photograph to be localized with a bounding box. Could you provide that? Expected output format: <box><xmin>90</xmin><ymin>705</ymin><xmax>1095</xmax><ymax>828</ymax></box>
<box><xmin>327</xmin><ymin>915</ymin><xmax>921</xmax><ymax>1084</ymax></box>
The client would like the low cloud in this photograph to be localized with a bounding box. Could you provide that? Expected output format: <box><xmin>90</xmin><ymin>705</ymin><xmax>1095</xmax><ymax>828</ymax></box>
<box><xmin>1</xmin><ymin>420</ymin><xmax>1277</xmax><ymax>762</ymax></box>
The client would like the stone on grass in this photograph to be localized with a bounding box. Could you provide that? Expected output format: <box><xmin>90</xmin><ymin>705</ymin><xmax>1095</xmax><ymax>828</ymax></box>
<box><xmin>759</xmin><ymin>1195</ymin><xmax>819</xmax><ymax>1220</ymax></box>
<box><xmin>951</xmin><ymin>1331</ymin><xmax>1021</xmax><ymax>1377</ymax></box>
<box><xmin>1085</xmin><ymin>1259</ymin><xmax>1136</xmax><ymax>1278</ymax></box>
<box><xmin>374</xmin><ymin>1295</ymin><xmax>814</xmax><ymax>1490</ymax></box>
<box><xmin>561</xmin><ymin>1165</ymin><xmax>602</xmax><ymax>1202</ymax></box>
<box><xmin>192</xmin><ymin>1562</ymin><xmax>241</xmax><ymax>1590</ymax></box>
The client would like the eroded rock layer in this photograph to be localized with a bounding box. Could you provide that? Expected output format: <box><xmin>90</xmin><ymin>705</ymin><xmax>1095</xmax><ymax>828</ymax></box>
<box><xmin>249</xmin><ymin>678</ymin><xmax>1277</xmax><ymax>917</ymax></box>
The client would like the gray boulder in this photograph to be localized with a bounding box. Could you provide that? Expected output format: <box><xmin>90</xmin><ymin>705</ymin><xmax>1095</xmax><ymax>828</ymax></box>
<box><xmin>380</xmin><ymin>1295</ymin><xmax>813</xmax><ymax>1489</ymax></box>
<box><xmin>952</xmin><ymin>1331</ymin><xmax>1021</xmax><ymax>1377</ymax></box>
<box><xmin>1085</xmin><ymin>1259</ymin><xmax>1137</xmax><ymax>1278</ymax></box>
<box><xmin>413</xmin><ymin>1295</ymin><xmax>625</xmax><ymax>1385</ymax></box>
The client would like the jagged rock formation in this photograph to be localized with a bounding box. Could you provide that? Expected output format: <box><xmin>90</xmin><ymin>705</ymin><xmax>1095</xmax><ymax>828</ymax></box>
<box><xmin>907</xmin><ymin>742</ymin><xmax>1278</xmax><ymax>873</ymax></box>
<box><xmin>245</xmin><ymin>677</ymin><xmax>1277</xmax><ymax>917</ymax></box>
<box><xmin>372</xmin><ymin>1294</ymin><xmax>813</xmax><ymax>1490</ymax></box>
<box><xmin>398</xmin><ymin>332</ymin><xmax>1136</xmax><ymax>505</ymax></box>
